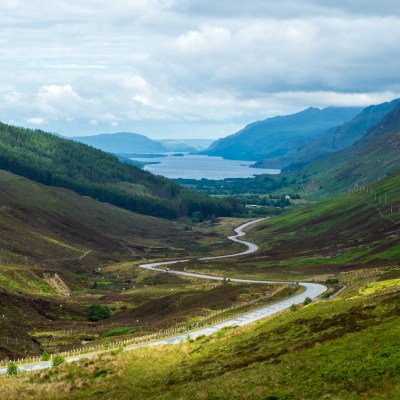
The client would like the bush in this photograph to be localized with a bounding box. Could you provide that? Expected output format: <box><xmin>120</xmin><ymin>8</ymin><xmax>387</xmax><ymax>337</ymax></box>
<box><xmin>303</xmin><ymin>297</ymin><xmax>312</xmax><ymax>305</ymax></box>
<box><xmin>52</xmin><ymin>354</ymin><xmax>66</xmax><ymax>368</ymax></box>
<box><xmin>290</xmin><ymin>304</ymin><xmax>298</xmax><ymax>312</ymax></box>
<box><xmin>88</xmin><ymin>304</ymin><xmax>112</xmax><ymax>322</ymax></box>
<box><xmin>7</xmin><ymin>362</ymin><xmax>18</xmax><ymax>375</ymax></box>
<box><xmin>41</xmin><ymin>351</ymin><xmax>50</xmax><ymax>361</ymax></box>
<box><xmin>191</xmin><ymin>211</ymin><xmax>204</xmax><ymax>223</ymax></box>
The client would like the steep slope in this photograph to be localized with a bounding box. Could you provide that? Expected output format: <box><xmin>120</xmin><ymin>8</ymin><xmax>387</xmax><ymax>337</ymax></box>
<box><xmin>204</xmin><ymin>106</ymin><xmax>362</xmax><ymax>162</ymax></box>
<box><xmin>256</xmin><ymin>98</ymin><xmax>400</xmax><ymax>170</ymax></box>
<box><xmin>298</xmin><ymin>102</ymin><xmax>400</xmax><ymax>198</ymax></box>
<box><xmin>0</xmin><ymin>170</ymin><xmax>186</xmax><ymax>271</ymax></box>
<box><xmin>73</xmin><ymin>132</ymin><xmax>165</xmax><ymax>153</ymax></box>
<box><xmin>0</xmin><ymin>122</ymin><xmax>237</xmax><ymax>219</ymax></box>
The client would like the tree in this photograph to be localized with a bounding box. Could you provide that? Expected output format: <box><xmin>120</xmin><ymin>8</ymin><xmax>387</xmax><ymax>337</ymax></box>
<box><xmin>88</xmin><ymin>304</ymin><xmax>112</xmax><ymax>322</ymax></box>
<box><xmin>7</xmin><ymin>362</ymin><xmax>18</xmax><ymax>375</ymax></box>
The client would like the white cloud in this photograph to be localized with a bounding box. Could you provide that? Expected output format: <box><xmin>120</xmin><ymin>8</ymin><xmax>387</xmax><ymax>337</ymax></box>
<box><xmin>0</xmin><ymin>1</ymin><xmax>399</xmax><ymax>138</ymax></box>
<box><xmin>26</xmin><ymin>117</ymin><xmax>45</xmax><ymax>125</ymax></box>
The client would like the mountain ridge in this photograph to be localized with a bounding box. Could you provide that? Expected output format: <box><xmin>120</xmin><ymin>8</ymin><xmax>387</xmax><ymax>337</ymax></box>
<box><xmin>203</xmin><ymin>106</ymin><xmax>363</xmax><ymax>161</ymax></box>
<box><xmin>296</xmin><ymin>102</ymin><xmax>400</xmax><ymax>197</ymax></box>
<box><xmin>255</xmin><ymin>99</ymin><xmax>400</xmax><ymax>170</ymax></box>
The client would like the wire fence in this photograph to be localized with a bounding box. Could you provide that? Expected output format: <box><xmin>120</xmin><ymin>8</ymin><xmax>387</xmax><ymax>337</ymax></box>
<box><xmin>0</xmin><ymin>288</ymin><xmax>302</xmax><ymax>368</ymax></box>
<box><xmin>347</xmin><ymin>184</ymin><xmax>400</xmax><ymax>224</ymax></box>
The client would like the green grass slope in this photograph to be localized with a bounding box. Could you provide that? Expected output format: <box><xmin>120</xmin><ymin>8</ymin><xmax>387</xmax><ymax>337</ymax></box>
<box><xmin>0</xmin><ymin>122</ymin><xmax>237</xmax><ymax>219</ymax></box>
<box><xmin>240</xmin><ymin>170</ymin><xmax>400</xmax><ymax>280</ymax></box>
<box><xmin>2</xmin><ymin>269</ymin><xmax>399</xmax><ymax>399</ymax></box>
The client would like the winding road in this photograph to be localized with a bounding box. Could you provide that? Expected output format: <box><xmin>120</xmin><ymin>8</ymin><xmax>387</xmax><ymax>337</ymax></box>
<box><xmin>0</xmin><ymin>218</ymin><xmax>326</xmax><ymax>374</ymax></box>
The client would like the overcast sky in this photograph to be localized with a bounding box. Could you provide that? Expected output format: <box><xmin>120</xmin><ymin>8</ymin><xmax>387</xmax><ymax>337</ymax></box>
<box><xmin>1</xmin><ymin>0</ymin><xmax>400</xmax><ymax>139</ymax></box>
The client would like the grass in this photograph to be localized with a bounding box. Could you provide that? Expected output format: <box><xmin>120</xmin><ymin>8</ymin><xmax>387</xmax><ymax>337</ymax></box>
<box><xmin>1</xmin><ymin>270</ymin><xmax>399</xmax><ymax>399</ymax></box>
<box><xmin>0</xmin><ymin>265</ymin><xmax>54</xmax><ymax>295</ymax></box>
<box><xmin>0</xmin><ymin>263</ymin><xmax>285</xmax><ymax>359</ymax></box>
<box><xmin>100</xmin><ymin>326</ymin><xmax>142</xmax><ymax>338</ymax></box>
<box><xmin>358</xmin><ymin>278</ymin><xmax>400</xmax><ymax>296</ymax></box>
<box><xmin>220</xmin><ymin>171</ymin><xmax>400</xmax><ymax>280</ymax></box>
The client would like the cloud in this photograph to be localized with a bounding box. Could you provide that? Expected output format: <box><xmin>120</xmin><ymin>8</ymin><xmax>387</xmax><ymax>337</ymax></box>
<box><xmin>26</xmin><ymin>117</ymin><xmax>45</xmax><ymax>125</ymax></box>
<box><xmin>0</xmin><ymin>1</ymin><xmax>399</xmax><ymax>138</ymax></box>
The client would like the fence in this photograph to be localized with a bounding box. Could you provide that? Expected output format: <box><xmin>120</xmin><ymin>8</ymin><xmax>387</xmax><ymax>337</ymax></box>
<box><xmin>0</xmin><ymin>286</ymin><xmax>302</xmax><ymax>368</ymax></box>
<box><xmin>347</xmin><ymin>184</ymin><xmax>400</xmax><ymax>224</ymax></box>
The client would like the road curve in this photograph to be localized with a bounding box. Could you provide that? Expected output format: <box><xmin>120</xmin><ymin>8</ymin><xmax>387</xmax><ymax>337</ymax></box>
<box><xmin>135</xmin><ymin>218</ymin><xmax>326</xmax><ymax>343</ymax></box>
<box><xmin>0</xmin><ymin>218</ymin><xmax>326</xmax><ymax>375</ymax></box>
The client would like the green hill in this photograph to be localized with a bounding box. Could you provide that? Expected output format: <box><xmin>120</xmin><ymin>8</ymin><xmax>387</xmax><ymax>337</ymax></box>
<box><xmin>204</xmin><ymin>106</ymin><xmax>362</xmax><ymax>161</ymax></box>
<box><xmin>242</xmin><ymin>169</ymin><xmax>400</xmax><ymax>280</ymax></box>
<box><xmin>0</xmin><ymin>169</ymin><xmax>187</xmax><ymax>270</ymax></box>
<box><xmin>0</xmin><ymin>122</ymin><xmax>238</xmax><ymax>219</ymax></box>
<box><xmin>297</xmin><ymin>102</ymin><xmax>400</xmax><ymax>199</ymax></box>
<box><xmin>255</xmin><ymin>98</ymin><xmax>400</xmax><ymax>171</ymax></box>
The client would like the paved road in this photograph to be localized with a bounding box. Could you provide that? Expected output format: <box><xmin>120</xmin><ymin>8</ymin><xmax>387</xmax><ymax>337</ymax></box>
<box><xmin>0</xmin><ymin>218</ymin><xmax>326</xmax><ymax>374</ymax></box>
<box><xmin>138</xmin><ymin>218</ymin><xmax>326</xmax><ymax>346</ymax></box>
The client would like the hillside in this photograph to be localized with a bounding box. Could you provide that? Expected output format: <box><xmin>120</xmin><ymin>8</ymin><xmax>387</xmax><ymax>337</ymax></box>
<box><xmin>297</xmin><ymin>102</ymin><xmax>400</xmax><ymax>198</ymax></box>
<box><xmin>0</xmin><ymin>170</ymin><xmax>186</xmax><ymax>270</ymax></box>
<box><xmin>2</xmin><ymin>267</ymin><xmax>399</xmax><ymax>399</ymax></box>
<box><xmin>204</xmin><ymin>106</ymin><xmax>362</xmax><ymax>162</ymax></box>
<box><xmin>0</xmin><ymin>122</ymin><xmax>238</xmax><ymax>219</ymax></box>
<box><xmin>73</xmin><ymin>132</ymin><xmax>165</xmax><ymax>153</ymax></box>
<box><xmin>255</xmin><ymin>98</ymin><xmax>400</xmax><ymax>171</ymax></box>
<box><xmin>0</xmin><ymin>169</ymin><xmax>255</xmax><ymax>358</ymax></box>
<box><xmin>242</xmin><ymin>170</ymin><xmax>400</xmax><ymax>279</ymax></box>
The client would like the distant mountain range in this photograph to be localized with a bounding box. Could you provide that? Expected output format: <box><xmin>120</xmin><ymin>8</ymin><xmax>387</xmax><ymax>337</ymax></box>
<box><xmin>255</xmin><ymin>99</ymin><xmax>400</xmax><ymax>170</ymax></box>
<box><xmin>73</xmin><ymin>132</ymin><xmax>214</xmax><ymax>154</ymax></box>
<box><xmin>296</xmin><ymin>101</ymin><xmax>400</xmax><ymax>197</ymax></box>
<box><xmin>203</xmin><ymin>106</ymin><xmax>363</xmax><ymax>162</ymax></box>
<box><xmin>159</xmin><ymin>139</ymin><xmax>213</xmax><ymax>152</ymax></box>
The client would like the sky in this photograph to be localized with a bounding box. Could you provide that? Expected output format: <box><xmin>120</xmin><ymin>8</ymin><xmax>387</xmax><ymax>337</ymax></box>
<box><xmin>1</xmin><ymin>0</ymin><xmax>400</xmax><ymax>139</ymax></box>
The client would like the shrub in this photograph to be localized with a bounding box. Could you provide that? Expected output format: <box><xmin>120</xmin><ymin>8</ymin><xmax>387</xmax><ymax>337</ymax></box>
<box><xmin>303</xmin><ymin>297</ymin><xmax>312</xmax><ymax>305</ymax></box>
<box><xmin>41</xmin><ymin>351</ymin><xmax>51</xmax><ymax>361</ymax></box>
<box><xmin>290</xmin><ymin>304</ymin><xmax>298</xmax><ymax>312</ymax></box>
<box><xmin>52</xmin><ymin>354</ymin><xmax>66</xmax><ymax>368</ymax></box>
<box><xmin>191</xmin><ymin>211</ymin><xmax>204</xmax><ymax>223</ymax></box>
<box><xmin>7</xmin><ymin>362</ymin><xmax>18</xmax><ymax>375</ymax></box>
<box><xmin>88</xmin><ymin>304</ymin><xmax>112</xmax><ymax>322</ymax></box>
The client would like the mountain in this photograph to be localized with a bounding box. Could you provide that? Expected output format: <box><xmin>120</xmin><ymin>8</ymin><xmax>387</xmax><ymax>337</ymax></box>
<box><xmin>203</xmin><ymin>107</ymin><xmax>362</xmax><ymax>161</ymax></box>
<box><xmin>72</xmin><ymin>132</ymin><xmax>165</xmax><ymax>153</ymax></box>
<box><xmin>297</xmin><ymin>102</ymin><xmax>400</xmax><ymax>197</ymax></box>
<box><xmin>0</xmin><ymin>122</ymin><xmax>239</xmax><ymax>219</ymax></box>
<box><xmin>255</xmin><ymin>99</ymin><xmax>400</xmax><ymax>170</ymax></box>
<box><xmin>159</xmin><ymin>139</ymin><xmax>214</xmax><ymax>152</ymax></box>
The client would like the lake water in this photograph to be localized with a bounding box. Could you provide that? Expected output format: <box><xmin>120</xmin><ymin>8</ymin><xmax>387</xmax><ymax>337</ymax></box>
<box><xmin>131</xmin><ymin>154</ymin><xmax>280</xmax><ymax>180</ymax></box>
